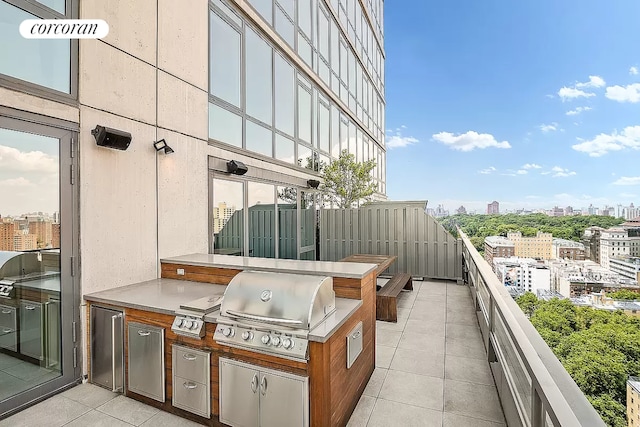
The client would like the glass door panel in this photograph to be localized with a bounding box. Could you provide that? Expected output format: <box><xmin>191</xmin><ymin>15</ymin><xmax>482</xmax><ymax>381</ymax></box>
<box><xmin>0</xmin><ymin>127</ymin><xmax>62</xmax><ymax>404</ymax></box>
<box><xmin>247</xmin><ymin>182</ymin><xmax>275</xmax><ymax>258</ymax></box>
<box><xmin>277</xmin><ymin>186</ymin><xmax>297</xmax><ymax>259</ymax></box>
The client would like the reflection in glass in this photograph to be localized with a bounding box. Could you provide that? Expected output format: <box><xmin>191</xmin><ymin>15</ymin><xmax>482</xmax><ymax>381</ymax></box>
<box><xmin>246</xmin><ymin>28</ymin><xmax>273</xmax><ymax>125</ymax></box>
<box><xmin>248</xmin><ymin>182</ymin><xmax>275</xmax><ymax>258</ymax></box>
<box><xmin>210</xmin><ymin>11</ymin><xmax>241</xmax><ymax>107</ymax></box>
<box><xmin>300</xmin><ymin>191</ymin><xmax>316</xmax><ymax>260</ymax></box>
<box><xmin>297</xmin><ymin>144</ymin><xmax>312</xmax><ymax>169</ymax></box>
<box><xmin>212</xmin><ymin>180</ymin><xmax>244</xmax><ymax>255</ymax></box>
<box><xmin>275</xmin><ymin>55</ymin><xmax>295</xmax><ymax>136</ymax></box>
<box><xmin>318</xmin><ymin>102</ymin><xmax>330</xmax><ymax>153</ymax></box>
<box><xmin>37</xmin><ymin>0</ymin><xmax>65</xmax><ymax>13</ymax></box>
<box><xmin>297</xmin><ymin>32</ymin><xmax>313</xmax><ymax>67</ymax></box>
<box><xmin>0</xmin><ymin>3</ymin><xmax>70</xmax><ymax>93</ymax></box>
<box><xmin>277</xmin><ymin>0</ymin><xmax>295</xmax><ymax>19</ymax></box>
<box><xmin>275</xmin><ymin>5</ymin><xmax>295</xmax><ymax>48</ymax></box>
<box><xmin>209</xmin><ymin>103</ymin><xmax>242</xmax><ymax>147</ymax></box>
<box><xmin>246</xmin><ymin>120</ymin><xmax>272</xmax><ymax>157</ymax></box>
<box><xmin>0</xmin><ymin>127</ymin><xmax>62</xmax><ymax>402</ymax></box>
<box><xmin>247</xmin><ymin>0</ymin><xmax>272</xmax><ymax>24</ymax></box>
<box><xmin>277</xmin><ymin>186</ymin><xmax>297</xmax><ymax>259</ymax></box>
<box><xmin>297</xmin><ymin>86</ymin><xmax>312</xmax><ymax>144</ymax></box>
<box><xmin>298</xmin><ymin>0</ymin><xmax>311</xmax><ymax>37</ymax></box>
<box><xmin>318</xmin><ymin>10</ymin><xmax>329</xmax><ymax>60</ymax></box>
<box><xmin>331</xmin><ymin>106</ymin><xmax>340</xmax><ymax>157</ymax></box>
<box><xmin>275</xmin><ymin>134</ymin><xmax>295</xmax><ymax>164</ymax></box>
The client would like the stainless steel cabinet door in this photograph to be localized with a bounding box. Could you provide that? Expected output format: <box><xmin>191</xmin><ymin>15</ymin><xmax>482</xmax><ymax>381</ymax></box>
<box><xmin>219</xmin><ymin>358</ymin><xmax>260</xmax><ymax>427</ymax></box>
<box><xmin>0</xmin><ymin>305</ymin><xmax>17</xmax><ymax>352</ymax></box>
<box><xmin>20</xmin><ymin>300</ymin><xmax>43</xmax><ymax>360</ymax></box>
<box><xmin>91</xmin><ymin>306</ymin><xmax>124</xmax><ymax>392</ymax></box>
<box><xmin>260</xmin><ymin>370</ymin><xmax>309</xmax><ymax>427</ymax></box>
<box><xmin>127</xmin><ymin>322</ymin><xmax>164</xmax><ymax>402</ymax></box>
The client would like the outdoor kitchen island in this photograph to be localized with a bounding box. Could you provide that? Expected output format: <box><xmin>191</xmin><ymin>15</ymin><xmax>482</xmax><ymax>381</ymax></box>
<box><xmin>84</xmin><ymin>254</ymin><xmax>378</xmax><ymax>427</ymax></box>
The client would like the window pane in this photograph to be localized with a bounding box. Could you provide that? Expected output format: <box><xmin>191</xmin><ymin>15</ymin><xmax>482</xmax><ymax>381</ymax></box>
<box><xmin>212</xmin><ymin>179</ymin><xmax>244</xmax><ymax>255</ymax></box>
<box><xmin>339</xmin><ymin>42</ymin><xmax>348</xmax><ymax>82</ymax></box>
<box><xmin>0</xmin><ymin>3</ymin><xmax>70</xmax><ymax>93</ymax></box>
<box><xmin>277</xmin><ymin>186</ymin><xmax>297</xmax><ymax>259</ymax></box>
<box><xmin>298</xmin><ymin>0</ymin><xmax>311</xmax><ymax>37</ymax></box>
<box><xmin>209</xmin><ymin>103</ymin><xmax>242</xmax><ymax>147</ymax></box>
<box><xmin>211</xmin><ymin>0</ymin><xmax>242</xmax><ymax>26</ymax></box>
<box><xmin>246</xmin><ymin>120</ymin><xmax>272</xmax><ymax>157</ymax></box>
<box><xmin>331</xmin><ymin>106</ymin><xmax>339</xmax><ymax>157</ymax></box>
<box><xmin>210</xmin><ymin>11</ymin><xmax>241</xmax><ymax>106</ymax></box>
<box><xmin>349</xmin><ymin>121</ymin><xmax>356</xmax><ymax>155</ymax></box>
<box><xmin>274</xmin><ymin>54</ymin><xmax>295</xmax><ymax>136</ymax></box>
<box><xmin>275</xmin><ymin>5</ymin><xmax>295</xmax><ymax>47</ymax></box>
<box><xmin>247</xmin><ymin>0</ymin><xmax>272</xmax><ymax>25</ymax></box>
<box><xmin>246</xmin><ymin>28</ymin><xmax>273</xmax><ymax>125</ymax></box>
<box><xmin>298</xmin><ymin>144</ymin><xmax>312</xmax><ymax>168</ymax></box>
<box><xmin>318</xmin><ymin>10</ymin><xmax>329</xmax><ymax>60</ymax></box>
<box><xmin>339</xmin><ymin>116</ymin><xmax>348</xmax><ymax>154</ymax></box>
<box><xmin>276</xmin><ymin>0</ymin><xmax>295</xmax><ymax>19</ymax></box>
<box><xmin>248</xmin><ymin>182</ymin><xmax>275</xmax><ymax>258</ymax></box>
<box><xmin>297</xmin><ymin>33</ymin><xmax>313</xmax><ymax>67</ymax></box>
<box><xmin>275</xmin><ymin>134</ymin><xmax>295</xmax><ymax>164</ymax></box>
<box><xmin>297</xmin><ymin>86</ymin><xmax>312</xmax><ymax>144</ymax></box>
<box><xmin>38</xmin><ymin>0</ymin><xmax>65</xmax><ymax>13</ymax></box>
<box><xmin>318</xmin><ymin>102</ymin><xmax>330</xmax><ymax>153</ymax></box>
<box><xmin>330</xmin><ymin>22</ymin><xmax>339</xmax><ymax>74</ymax></box>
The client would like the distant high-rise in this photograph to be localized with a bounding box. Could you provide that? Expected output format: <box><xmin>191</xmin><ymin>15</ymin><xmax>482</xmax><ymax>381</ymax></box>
<box><xmin>0</xmin><ymin>222</ymin><xmax>15</xmax><ymax>251</ymax></box>
<box><xmin>456</xmin><ymin>205</ymin><xmax>467</xmax><ymax>215</ymax></box>
<box><xmin>487</xmin><ymin>201</ymin><xmax>500</xmax><ymax>215</ymax></box>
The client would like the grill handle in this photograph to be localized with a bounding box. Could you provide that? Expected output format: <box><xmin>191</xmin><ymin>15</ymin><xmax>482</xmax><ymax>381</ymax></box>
<box><xmin>225</xmin><ymin>310</ymin><xmax>304</xmax><ymax>326</ymax></box>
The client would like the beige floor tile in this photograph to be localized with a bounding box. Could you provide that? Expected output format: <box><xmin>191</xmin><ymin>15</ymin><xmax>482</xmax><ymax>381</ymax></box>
<box><xmin>96</xmin><ymin>395</ymin><xmax>159</xmax><ymax>426</ymax></box>
<box><xmin>61</xmin><ymin>383</ymin><xmax>119</xmax><ymax>408</ymax></box>
<box><xmin>363</xmin><ymin>368</ymin><xmax>388</xmax><ymax>398</ymax></box>
<box><xmin>375</xmin><ymin>345</ymin><xmax>396</xmax><ymax>369</ymax></box>
<box><xmin>379</xmin><ymin>370</ymin><xmax>443</xmax><ymax>410</ymax></box>
<box><xmin>390</xmin><ymin>347</ymin><xmax>445</xmax><ymax>378</ymax></box>
<box><xmin>0</xmin><ymin>395</ymin><xmax>90</xmax><ymax>427</ymax></box>
<box><xmin>367</xmin><ymin>398</ymin><xmax>442</xmax><ymax>427</ymax></box>
<box><xmin>445</xmin><ymin>355</ymin><xmax>495</xmax><ymax>386</ymax></box>
<box><xmin>444</xmin><ymin>379</ymin><xmax>505</xmax><ymax>424</ymax></box>
<box><xmin>346</xmin><ymin>394</ymin><xmax>376</xmax><ymax>427</ymax></box>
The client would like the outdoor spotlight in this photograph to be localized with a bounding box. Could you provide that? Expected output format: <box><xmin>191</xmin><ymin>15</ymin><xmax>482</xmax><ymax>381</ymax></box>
<box><xmin>307</xmin><ymin>179</ymin><xmax>320</xmax><ymax>189</ymax></box>
<box><xmin>91</xmin><ymin>125</ymin><xmax>132</xmax><ymax>150</ymax></box>
<box><xmin>153</xmin><ymin>139</ymin><xmax>174</xmax><ymax>154</ymax></box>
<box><xmin>226</xmin><ymin>160</ymin><xmax>248</xmax><ymax>175</ymax></box>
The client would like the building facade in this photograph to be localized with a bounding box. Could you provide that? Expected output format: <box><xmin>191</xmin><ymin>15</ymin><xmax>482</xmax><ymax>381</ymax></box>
<box><xmin>493</xmin><ymin>257</ymin><xmax>551</xmax><ymax>295</ymax></box>
<box><xmin>484</xmin><ymin>235</ymin><xmax>515</xmax><ymax>269</ymax></box>
<box><xmin>552</xmin><ymin>238</ymin><xmax>586</xmax><ymax>261</ymax></box>
<box><xmin>629</xmin><ymin>377</ymin><xmax>640</xmax><ymax>427</ymax></box>
<box><xmin>610</xmin><ymin>256</ymin><xmax>640</xmax><ymax>282</ymax></box>
<box><xmin>507</xmin><ymin>231</ymin><xmax>553</xmax><ymax>260</ymax></box>
<box><xmin>0</xmin><ymin>0</ymin><xmax>386</xmax><ymax>416</ymax></box>
<box><xmin>600</xmin><ymin>228</ymin><xmax>640</xmax><ymax>270</ymax></box>
<box><xmin>487</xmin><ymin>200</ymin><xmax>499</xmax><ymax>214</ymax></box>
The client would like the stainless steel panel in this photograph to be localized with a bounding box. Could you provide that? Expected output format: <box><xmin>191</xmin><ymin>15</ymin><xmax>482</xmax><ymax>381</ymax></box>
<box><xmin>346</xmin><ymin>321</ymin><xmax>363</xmax><ymax>369</ymax></box>
<box><xmin>260</xmin><ymin>370</ymin><xmax>309</xmax><ymax>427</ymax></box>
<box><xmin>173</xmin><ymin>345</ymin><xmax>209</xmax><ymax>384</ymax></box>
<box><xmin>0</xmin><ymin>304</ymin><xmax>17</xmax><ymax>351</ymax></box>
<box><xmin>19</xmin><ymin>300</ymin><xmax>43</xmax><ymax>360</ymax></box>
<box><xmin>221</xmin><ymin>270</ymin><xmax>335</xmax><ymax>331</ymax></box>
<box><xmin>219</xmin><ymin>357</ymin><xmax>260</xmax><ymax>427</ymax></box>
<box><xmin>45</xmin><ymin>299</ymin><xmax>60</xmax><ymax>370</ymax></box>
<box><xmin>172</xmin><ymin>375</ymin><xmax>210</xmax><ymax>419</ymax></box>
<box><xmin>127</xmin><ymin>322</ymin><xmax>165</xmax><ymax>402</ymax></box>
<box><xmin>90</xmin><ymin>306</ymin><xmax>124</xmax><ymax>392</ymax></box>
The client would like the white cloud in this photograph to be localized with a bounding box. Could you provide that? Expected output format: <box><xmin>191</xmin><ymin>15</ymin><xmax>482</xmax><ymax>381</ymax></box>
<box><xmin>545</xmin><ymin>94</ymin><xmax>555</xmax><ymax>99</ymax></box>
<box><xmin>619</xmin><ymin>192</ymin><xmax>638</xmax><ymax>198</ymax></box>
<box><xmin>546</xmin><ymin>166</ymin><xmax>577</xmax><ymax>178</ymax></box>
<box><xmin>540</xmin><ymin>123</ymin><xmax>558</xmax><ymax>133</ymax></box>
<box><xmin>516</xmin><ymin>170</ymin><xmax>528</xmax><ymax>175</ymax></box>
<box><xmin>575</xmin><ymin>75</ymin><xmax>606</xmax><ymax>89</ymax></box>
<box><xmin>432</xmin><ymin>131</ymin><xmax>511</xmax><ymax>151</ymax></box>
<box><xmin>572</xmin><ymin>126</ymin><xmax>640</xmax><ymax>157</ymax></box>
<box><xmin>558</xmin><ymin>87</ymin><xmax>596</xmax><ymax>102</ymax></box>
<box><xmin>0</xmin><ymin>145</ymin><xmax>58</xmax><ymax>173</ymax></box>
<box><xmin>522</xmin><ymin>163</ymin><xmax>542</xmax><ymax>170</ymax></box>
<box><xmin>613</xmin><ymin>176</ymin><xmax>640</xmax><ymax>186</ymax></box>
<box><xmin>386</xmin><ymin>129</ymin><xmax>419</xmax><ymax>149</ymax></box>
<box><xmin>566</xmin><ymin>106</ymin><xmax>592</xmax><ymax>116</ymax></box>
<box><xmin>605</xmin><ymin>83</ymin><xmax>640</xmax><ymax>103</ymax></box>
<box><xmin>631</xmin><ymin>67</ymin><xmax>639</xmax><ymax>76</ymax></box>
<box><xmin>0</xmin><ymin>177</ymin><xmax>32</xmax><ymax>187</ymax></box>
<box><xmin>478</xmin><ymin>166</ymin><xmax>497</xmax><ymax>175</ymax></box>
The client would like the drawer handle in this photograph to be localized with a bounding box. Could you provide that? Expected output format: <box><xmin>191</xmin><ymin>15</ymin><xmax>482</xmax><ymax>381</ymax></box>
<box><xmin>260</xmin><ymin>376</ymin><xmax>267</xmax><ymax>396</ymax></box>
<box><xmin>24</xmin><ymin>306</ymin><xmax>36</xmax><ymax>311</ymax></box>
<box><xmin>352</xmin><ymin>331</ymin><xmax>361</xmax><ymax>339</ymax></box>
<box><xmin>182</xmin><ymin>353</ymin><xmax>197</xmax><ymax>361</ymax></box>
<box><xmin>1</xmin><ymin>309</ymin><xmax>11</xmax><ymax>314</ymax></box>
<box><xmin>2</xmin><ymin>327</ymin><xmax>12</xmax><ymax>333</ymax></box>
<box><xmin>137</xmin><ymin>330</ymin><xmax>151</xmax><ymax>337</ymax></box>
<box><xmin>250</xmin><ymin>374</ymin><xmax>258</xmax><ymax>393</ymax></box>
<box><xmin>183</xmin><ymin>381</ymin><xmax>197</xmax><ymax>390</ymax></box>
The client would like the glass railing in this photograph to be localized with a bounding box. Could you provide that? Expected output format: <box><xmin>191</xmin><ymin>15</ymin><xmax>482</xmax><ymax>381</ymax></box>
<box><xmin>458</xmin><ymin>229</ymin><xmax>605</xmax><ymax>427</ymax></box>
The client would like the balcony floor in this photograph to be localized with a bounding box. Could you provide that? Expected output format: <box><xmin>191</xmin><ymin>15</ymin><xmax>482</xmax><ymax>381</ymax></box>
<box><xmin>0</xmin><ymin>280</ymin><xmax>506</xmax><ymax>427</ymax></box>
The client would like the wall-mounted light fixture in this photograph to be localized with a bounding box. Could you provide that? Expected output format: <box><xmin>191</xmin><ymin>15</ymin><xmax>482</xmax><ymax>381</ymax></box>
<box><xmin>226</xmin><ymin>160</ymin><xmax>248</xmax><ymax>175</ymax></box>
<box><xmin>307</xmin><ymin>179</ymin><xmax>320</xmax><ymax>189</ymax></box>
<box><xmin>91</xmin><ymin>125</ymin><xmax>132</xmax><ymax>150</ymax></box>
<box><xmin>153</xmin><ymin>139</ymin><xmax>174</xmax><ymax>154</ymax></box>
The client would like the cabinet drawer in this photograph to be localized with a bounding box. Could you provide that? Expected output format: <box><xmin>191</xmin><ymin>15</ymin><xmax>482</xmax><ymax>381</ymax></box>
<box><xmin>173</xmin><ymin>345</ymin><xmax>209</xmax><ymax>383</ymax></box>
<box><xmin>172</xmin><ymin>375</ymin><xmax>210</xmax><ymax>418</ymax></box>
<box><xmin>0</xmin><ymin>305</ymin><xmax>16</xmax><ymax>329</ymax></box>
<box><xmin>127</xmin><ymin>322</ymin><xmax>165</xmax><ymax>402</ymax></box>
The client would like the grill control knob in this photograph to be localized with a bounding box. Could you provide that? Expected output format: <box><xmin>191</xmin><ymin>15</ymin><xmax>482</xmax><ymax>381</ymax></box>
<box><xmin>282</xmin><ymin>338</ymin><xmax>293</xmax><ymax>349</ymax></box>
<box><xmin>176</xmin><ymin>318</ymin><xmax>184</xmax><ymax>327</ymax></box>
<box><xmin>222</xmin><ymin>327</ymin><xmax>234</xmax><ymax>337</ymax></box>
<box><xmin>190</xmin><ymin>321</ymin><xmax>199</xmax><ymax>330</ymax></box>
<box><xmin>261</xmin><ymin>334</ymin><xmax>271</xmax><ymax>345</ymax></box>
<box><xmin>241</xmin><ymin>331</ymin><xmax>254</xmax><ymax>341</ymax></box>
<box><xmin>271</xmin><ymin>336</ymin><xmax>281</xmax><ymax>347</ymax></box>
<box><xmin>184</xmin><ymin>320</ymin><xmax>193</xmax><ymax>329</ymax></box>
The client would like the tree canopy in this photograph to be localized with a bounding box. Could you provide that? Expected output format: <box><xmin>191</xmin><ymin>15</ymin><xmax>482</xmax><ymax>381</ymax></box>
<box><xmin>607</xmin><ymin>289</ymin><xmax>640</xmax><ymax>301</ymax></box>
<box><xmin>321</xmin><ymin>149</ymin><xmax>377</xmax><ymax>209</ymax></box>
<box><xmin>516</xmin><ymin>293</ymin><xmax>640</xmax><ymax>426</ymax></box>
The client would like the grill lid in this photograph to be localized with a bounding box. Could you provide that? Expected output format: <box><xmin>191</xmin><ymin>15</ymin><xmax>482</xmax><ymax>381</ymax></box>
<box><xmin>220</xmin><ymin>270</ymin><xmax>336</xmax><ymax>331</ymax></box>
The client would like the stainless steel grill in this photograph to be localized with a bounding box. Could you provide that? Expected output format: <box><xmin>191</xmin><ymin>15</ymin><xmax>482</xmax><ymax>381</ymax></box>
<box><xmin>213</xmin><ymin>270</ymin><xmax>336</xmax><ymax>361</ymax></box>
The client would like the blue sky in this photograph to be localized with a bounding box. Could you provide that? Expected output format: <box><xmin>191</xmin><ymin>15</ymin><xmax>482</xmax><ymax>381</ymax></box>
<box><xmin>383</xmin><ymin>0</ymin><xmax>640</xmax><ymax>213</ymax></box>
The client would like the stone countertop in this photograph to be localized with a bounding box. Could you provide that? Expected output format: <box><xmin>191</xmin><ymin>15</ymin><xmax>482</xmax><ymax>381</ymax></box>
<box><xmin>161</xmin><ymin>253</ymin><xmax>377</xmax><ymax>279</ymax></box>
<box><xmin>83</xmin><ymin>278</ymin><xmax>226</xmax><ymax>316</ymax></box>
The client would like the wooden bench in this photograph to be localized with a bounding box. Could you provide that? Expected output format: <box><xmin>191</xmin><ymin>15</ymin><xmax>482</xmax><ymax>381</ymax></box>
<box><xmin>376</xmin><ymin>273</ymin><xmax>413</xmax><ymax>322</ymax></box>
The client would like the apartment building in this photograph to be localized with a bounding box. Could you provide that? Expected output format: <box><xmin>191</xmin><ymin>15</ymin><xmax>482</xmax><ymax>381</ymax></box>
<box><xmin>600</xmin><ymin>228</ymin><xmax>640</xmax><ymax>269</ymax></box>
<box><xmin>552</xmin><ymin>238</ymin><xmax>586</xmax><ymax>261</ymax></box>
<box><xmin>493</xmin><ymin>257</ymin><xmax>551</xmax><ymax>295</ymax></box>
<box><xmin>629</xmin><ymin>377</ymin><xmax>640</xmax><ymax>427</ymax></box>
<box><xmin>610</xmin><ymin>256</ymin><xmax>640</xmax><ymax>282</ymax></box>
<box><xmin>582</xmin><ymin>226</ymin><xmax>605</xmax><ymax>263</ymax></box>
<box><xmin>549</xmin><ymin>259</ymin><xmax>639</xmax><ymax>297</ymax></box>
<box><xmin>0</xmin><ymin>0</ymin><xmax>386</xmax><ymax>415</ymax></box>
<box><xmin>487</xmin><ymin>200</ymin><xmax>499</xmax><ymax>214</ymax></box>
<box><xmin>507</xmin><ymin>231</ymin><xmax>553</xmax><ymax>260</ymax></box>
<box><xmin>484</xmin><ymin>235</ymin><xmax>515</xmax><ymax>269</ymax></box>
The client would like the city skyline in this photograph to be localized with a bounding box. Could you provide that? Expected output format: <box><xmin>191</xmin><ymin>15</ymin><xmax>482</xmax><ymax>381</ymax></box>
<box><xmin>383</xmin><ymin>0</ymin><xmax>640</xmax><ymax>212</ymax></box>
